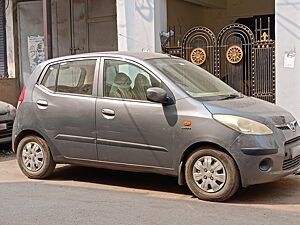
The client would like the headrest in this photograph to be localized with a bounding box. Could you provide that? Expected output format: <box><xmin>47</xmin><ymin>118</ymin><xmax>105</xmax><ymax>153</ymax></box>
<box><xmin>134</xmin><ymin>73</ymin><xmax>150</xmax><ymax>87</ymax></box>
<box><xmin>113</xmin><ymin>73</ymin><xmax>132</xmax><ymax>87</ymax></box>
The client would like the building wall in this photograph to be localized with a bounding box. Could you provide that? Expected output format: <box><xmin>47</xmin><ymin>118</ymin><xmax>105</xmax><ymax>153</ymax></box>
<box><xmin>276</xmin><ymin>0</ymin><xmax>300</xmax><ymax>121</ymax></box>
<box><xmin>0</xmin><ymin>78</ymin><xmax>19</xmax><ymax>106</ymax></box>
<box><xmin>167</xmin><ymin>0</ymin><xmax>274</xmax><ymax>42</ymax></box>
<box><xmin>17</xmin><ymin>1</ymin><xmax>43</xmax><ymax>87</ymax></box>
<box><xmin>117</xmin><ymin>0</ymin><xmax>167</xmax><ymax>52</ymax></box>
<box><xmin>167</xmin><ymin>0</ymin><xmax>204</xmax><ymax>43</ymax></box>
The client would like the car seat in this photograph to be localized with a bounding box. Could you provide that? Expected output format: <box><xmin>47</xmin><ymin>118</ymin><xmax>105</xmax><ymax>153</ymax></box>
<box><xmin>109</xmin><ymin>72</ymin><xmax>133</xmax><ymax>99</ymax></box>
<box><xmin>132</xmin><ymin>73</ymin><xmax>151</xmax><ymax>100</ymax></box>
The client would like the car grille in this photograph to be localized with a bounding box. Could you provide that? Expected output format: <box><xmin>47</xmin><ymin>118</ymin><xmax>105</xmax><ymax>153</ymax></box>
<box><xmin>283</xmin><ymin>155</ymin><xmax>300</xmax><ymax>170</ymax></box>
<box><xmin>0</xmin><ymin>121</ymin><xmax>13</xmax><ymax>139</ymax></box>
<box><xmin>276</xmin><ymin>121</ymin><xmax>298</xmax><ymax>131</ymax></box>
<box><xmin>285</xmin><ymin>136</ymin><xmax>300</xmax><ymax>145</ymax></box>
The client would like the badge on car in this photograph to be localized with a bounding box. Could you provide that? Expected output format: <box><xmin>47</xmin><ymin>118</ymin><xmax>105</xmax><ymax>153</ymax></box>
<box><xmin>287</xmin><ymin>121</ymin><xmax>297</xmax><ymax>132</ymax></box>
<box><xmin>0</xmin><ymin>123</ymin><xmax>7</xmax><ymax>130</ymax></box>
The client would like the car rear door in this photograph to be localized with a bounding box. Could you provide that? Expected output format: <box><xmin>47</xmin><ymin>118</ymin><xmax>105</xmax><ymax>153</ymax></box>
<box><xmin>32</xmin><ymin>57</ymin><xmax>100</xmax><ymax>160</ymax></box>
<box><xmin>96</xmin><ymin>58</ymin><xmax>176</xmax><ymax>169</ymax></box>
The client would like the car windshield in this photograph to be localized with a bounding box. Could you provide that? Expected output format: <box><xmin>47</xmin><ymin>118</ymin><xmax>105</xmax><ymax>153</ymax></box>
<box><xmin>147</xmin><ymin>58</ymin><xmax>240</xmax><ymax>100</ymax></box>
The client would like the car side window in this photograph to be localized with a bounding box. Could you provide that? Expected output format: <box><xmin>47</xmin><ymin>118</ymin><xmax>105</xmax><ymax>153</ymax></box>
<box><xmin>103</xmin><ymin>59</ymin><xmax>161</xmax><ymax>101</ymax></box>
<box><xmin>57</xmin><ymin>60</ymin><xmax>96</xmax><ymax>95</ymax></box>
<box><xmin>41</xmin><ymin>60</ymin><xmax>96</xmax><ymax>95</ymax></box>
<box><xmin>41</xmin><ymin>65</ymin><xmax>59</xmax><ymax>91</ymax></box>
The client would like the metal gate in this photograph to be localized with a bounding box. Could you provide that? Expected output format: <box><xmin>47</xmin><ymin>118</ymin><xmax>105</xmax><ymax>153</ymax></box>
<box><xmin>182</xmin><ymin>27</ymin><xmax>216</xmax><ymax>74</ymax></box>
<box><xmin>216</xmin><ymin>24</ymin><xmax>255</xmax><ymax>97</ymax></box>
<box><xmin>164</xmin><ymin>18</ymin><xmax>275</xmax><ymax>103</ymax></box>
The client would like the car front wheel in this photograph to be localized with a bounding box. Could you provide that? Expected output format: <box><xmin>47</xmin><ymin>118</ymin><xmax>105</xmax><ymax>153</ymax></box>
<box><xmin>185</xmin><ymin>148</ymin><xmax>240</xmax><ymax>202</ymax></box>
<box><xmin>17</xmin><ymin>135</ymin><xmax>56</xmax><ymax>179</ymax></box>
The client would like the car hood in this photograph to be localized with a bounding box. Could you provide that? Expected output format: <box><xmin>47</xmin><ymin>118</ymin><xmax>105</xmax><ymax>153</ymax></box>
<box><xmin>0</xmin><ymin>101</ymin><xmax>11</xmax><ymax>115</ymax></box>
<box><xmin>202</xmin><ymin>96</ymin><xmax>295</xmax><ymax>126</ymax></box>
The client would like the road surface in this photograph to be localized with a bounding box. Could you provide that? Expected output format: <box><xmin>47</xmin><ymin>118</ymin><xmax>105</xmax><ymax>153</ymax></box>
<box><xmin>0</xmin><ymin>155</ymin><xmax>300</xmax><ymax>225</ymax></box>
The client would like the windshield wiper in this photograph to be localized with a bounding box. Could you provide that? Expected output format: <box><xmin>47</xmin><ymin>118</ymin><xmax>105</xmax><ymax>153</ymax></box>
<box><xmin>219</xmin><ymin>94</ymin><xmax>242</xmax><ymax>100</ymax></box>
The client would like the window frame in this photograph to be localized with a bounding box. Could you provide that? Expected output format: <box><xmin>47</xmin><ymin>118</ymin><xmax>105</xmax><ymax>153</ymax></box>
<box><xmin>99</xmin><ymin>57</ymin><xmax>168</xmax><ymax>103</ymax></box>
<box><xmin>38</xmin><ymin>57</ymin><xmax>100</xmax><ymax>98</ymax></box>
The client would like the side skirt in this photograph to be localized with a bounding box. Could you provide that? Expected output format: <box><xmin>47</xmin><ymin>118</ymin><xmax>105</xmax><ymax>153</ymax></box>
<box><xmin>55</xmin><ymin>156</ymin><xmax>177</xmax><ymax>177</ymax></box>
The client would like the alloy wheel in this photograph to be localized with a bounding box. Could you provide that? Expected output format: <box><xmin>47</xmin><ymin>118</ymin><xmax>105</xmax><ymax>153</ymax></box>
<box><xmin>192</xmin><ymin>156</ymin><xmax>227</xmax><ymax>193</ymax></box>
<box><xmin>22</xmin><ymin>142</ymin><xmax>44</xmax><ymax>172</ymax></box>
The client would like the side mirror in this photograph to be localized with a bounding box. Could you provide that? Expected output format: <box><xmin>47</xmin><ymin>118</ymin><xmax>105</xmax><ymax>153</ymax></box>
<box><xmin>147</xmin><ymin>87</ymin><xmax>172</xmax><ymax>105</ymax></box>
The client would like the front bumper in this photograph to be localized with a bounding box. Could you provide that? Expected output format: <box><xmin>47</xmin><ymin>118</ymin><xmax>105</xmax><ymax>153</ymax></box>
<box><xmin>230</xmin><ymin>129</ymin><xmax>300</xmax><ymax>187</ymax></box>
<box><xmin>0</xmin><ymin>120</ymin><xmax>14</xmax><ymax>144</ymax></box>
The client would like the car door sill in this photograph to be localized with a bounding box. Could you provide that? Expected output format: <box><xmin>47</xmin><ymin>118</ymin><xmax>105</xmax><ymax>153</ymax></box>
<box><xmin>62</xmin><ymin>156</ymin><xmax>175</xmax><ymax>175</ymax></box>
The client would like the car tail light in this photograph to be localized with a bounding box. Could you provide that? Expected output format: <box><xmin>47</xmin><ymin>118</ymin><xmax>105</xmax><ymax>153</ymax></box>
<box><xmin>17</xmin><ymin>87</ymin><xmax>26</xmax><ymax>111</ymax></box>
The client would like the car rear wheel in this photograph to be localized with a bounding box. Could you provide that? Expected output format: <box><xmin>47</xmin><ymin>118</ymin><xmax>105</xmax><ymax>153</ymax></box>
<box><xmin>185</xmin><ymin>148</ymin><xmax>240</xmax><ymax>202</ymax></box>
<box><xmin>17</xmin><ymin>135</ymin><xmax>56</xmax><ymax>179</ymax></box>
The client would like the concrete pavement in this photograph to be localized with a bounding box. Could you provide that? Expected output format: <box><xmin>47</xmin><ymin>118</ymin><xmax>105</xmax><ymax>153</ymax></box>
<box><xmin>0</xmin><ymin>156</ymin><xmax>300</xmax><ymax>225</ymax></box>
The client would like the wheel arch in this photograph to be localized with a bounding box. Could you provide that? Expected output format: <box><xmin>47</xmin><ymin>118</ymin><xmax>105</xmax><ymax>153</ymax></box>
<box><xmin>178</xmin><ymin>141</ymin><xmax>241</xmax><ymax>186</ymax></box>
<box><xmin>14</xmin><ymin>129</ymin><xmax>46</xmax><ymax>153</ymax></box>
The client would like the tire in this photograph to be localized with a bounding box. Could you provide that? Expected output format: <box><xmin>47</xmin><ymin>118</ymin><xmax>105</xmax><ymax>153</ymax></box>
<box><xmin>17</xmin><ymin>135</ymin><xmax>56</xmax><ymax>179</ymax></box>
<box><xmin>185</xmin><ymin>148</ymin><xmax>240</xmax><ymax>202</ymax></box>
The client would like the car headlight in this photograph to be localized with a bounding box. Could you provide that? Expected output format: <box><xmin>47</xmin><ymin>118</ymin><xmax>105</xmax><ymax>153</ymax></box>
<box><xmin>8</xmin><ymin>104</ymin><xmax>16</xmax><ymax>117</ymax></box>
<box><xmin>213</xmin><ymin>114</ymin><xmax>273</xmax><ymax>135</ymax></box>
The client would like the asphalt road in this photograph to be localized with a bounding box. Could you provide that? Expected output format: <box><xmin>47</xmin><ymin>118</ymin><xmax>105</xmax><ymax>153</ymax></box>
<box><xmin>1</xmin><ymin>155</ymin><xmax>300</xmax><ymax>225</ymax></box>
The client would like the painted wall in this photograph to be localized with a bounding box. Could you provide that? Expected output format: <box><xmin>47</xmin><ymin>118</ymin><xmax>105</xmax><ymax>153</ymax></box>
<box><xmin>276</xmin><ymin>0</ymin><xmax>300</xmax><ymax>121</ymax></box>
<box><xmin>0</xmin><ymin>78</ymin><xmax>19</xmax><ymax>106</ymax></box>
<box><xmin>167</xmin><ymin>0</ymin><xmax>204</xmax><ymax>42</ymax></box>
<box><xmin>17</xmin><ymin>1</ymin><xmax>44</xmax><ymax>87</ymax></box>
<box><xmin>168</xmin><ymin>0</ymin><xmax>274</xmax><ymax>42</ymax></box>
<box><xmin>117</xmin><ymin>0</ymin><xmax>167</xmax><ymax>52</ymax></box>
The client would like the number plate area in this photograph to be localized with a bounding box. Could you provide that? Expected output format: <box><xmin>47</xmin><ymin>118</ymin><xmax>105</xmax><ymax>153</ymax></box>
<box><xmin>291</xmin><ymin>145</ymin><xmax>300</xmax><ymax>158</ymax></box>
<box><xmin>0</xmin><ymin>123</ymin><xmax>7</xmax><ymax>131</ymax></box>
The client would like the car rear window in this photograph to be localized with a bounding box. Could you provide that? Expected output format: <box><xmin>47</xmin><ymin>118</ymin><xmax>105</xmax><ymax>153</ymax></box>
<box><xmin>40</xmin><ymin>60</ymin><xmax>96</xmax><ymax>95</ymax></box>
<box><xmin>41</xmin><ymin>65</ymin><xmax>59</xmax><ymax>91</ymax></box>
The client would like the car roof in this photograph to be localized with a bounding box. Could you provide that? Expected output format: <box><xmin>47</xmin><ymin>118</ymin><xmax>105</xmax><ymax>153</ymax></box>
<box><xmin>42</xmin><ymin>51</ymin><xmax>175</xmax><ymax>65</ymax></box>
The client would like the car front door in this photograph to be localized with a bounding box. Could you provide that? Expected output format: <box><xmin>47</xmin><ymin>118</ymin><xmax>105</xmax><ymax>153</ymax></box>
<box><xmin>96</xmin><ymin>58</ymin><xmax>177</xmax><ymax>169</ymax></box>
<box><xmin>33</xmin><ymin>58</ymin><xmax>99</xmax><ymax>160</ymax></box>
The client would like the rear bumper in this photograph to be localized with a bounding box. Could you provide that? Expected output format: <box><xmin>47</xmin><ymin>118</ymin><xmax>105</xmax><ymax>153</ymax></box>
<box><xmin>231</xmin><ymin>133</ymin><xmax>300</xmax><ymax>187</ymax></box>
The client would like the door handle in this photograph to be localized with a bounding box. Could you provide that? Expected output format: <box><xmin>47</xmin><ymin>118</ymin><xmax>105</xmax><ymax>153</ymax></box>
<box><xmin>36</xmin><ymin>100</ymin><xmax>48</xmax><ymax>108</ymax></box>
<box><xmin>101</xmin><ymin>109</ymin><xmax>115</xmax><ymax>116</ymax></box>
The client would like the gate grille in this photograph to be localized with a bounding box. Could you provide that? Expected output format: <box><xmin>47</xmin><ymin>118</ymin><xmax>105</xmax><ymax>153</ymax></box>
<box><xmin>252</xmin><ymin>40</ymin><xmax>275</xmax><ymax>103</ymax></box>
<box><xmin>163</xmin><ymin>17</ymin><xmax>276</xmax><ymax>103</ymax></box>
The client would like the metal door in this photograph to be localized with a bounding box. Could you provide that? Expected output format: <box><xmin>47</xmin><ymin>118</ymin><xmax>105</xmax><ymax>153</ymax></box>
<box><xmin>252</xmin><ymin>18</ymin><xmax>276</xmax><ymax>103</ymax></box>
<box><xmin>70</xmin><ymin>0</ymin><xmax>118</xmax><ymax>54</ymax></box>
<box><xmin>181</xmin><ymin>27</ymin><xmax>216</xmax><ymax>74</ymax></box>
<box><xmin>216</xmin><ymin>24</ymin><xmax>255</xmax><ymax>96</ymax></box>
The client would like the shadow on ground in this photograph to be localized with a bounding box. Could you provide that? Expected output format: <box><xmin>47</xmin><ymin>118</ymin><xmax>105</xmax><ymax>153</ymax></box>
<box><xmin>49</xmin><ymin>165</ymin><xmax>300</xmax><ymax>205</ymax></box>
<box><xmin>50</xmin><ymin>165</ymin><xmax>191</xmax><ymax>196</ymax></box>
<box><xmin>0</xmin><ymin>143</ymin><xmax>15</xmax><ymax>162</ymax></box>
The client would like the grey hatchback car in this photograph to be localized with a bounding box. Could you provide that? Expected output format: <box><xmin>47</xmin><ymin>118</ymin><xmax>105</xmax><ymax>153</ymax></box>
<box><xmin>13</xmin><ymin>52</ymin><xmax>300</xmax><ymax>201</ymax></box>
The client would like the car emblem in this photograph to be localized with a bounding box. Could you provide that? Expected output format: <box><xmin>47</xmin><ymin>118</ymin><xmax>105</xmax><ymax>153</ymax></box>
<box><xmin>287</xmin><ymin>121</ymin><xmax>297</xmax><ymax>132</ymax></box>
